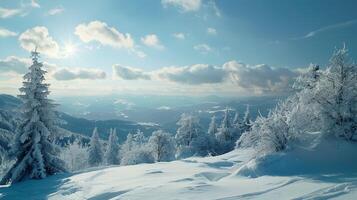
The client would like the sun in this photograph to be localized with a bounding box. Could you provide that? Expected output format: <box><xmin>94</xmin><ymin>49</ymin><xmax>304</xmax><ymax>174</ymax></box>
<box><xmin>64</xmin><ymin>42</ymin><xmax>77</xmax><ymax>56</ymax></box>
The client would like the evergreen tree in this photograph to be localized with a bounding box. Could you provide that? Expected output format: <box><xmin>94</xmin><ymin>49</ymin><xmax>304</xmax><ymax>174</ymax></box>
<box><xmin>207</xmin><ymin>115</ymin><xmax>218</xmax><ymax>155</ymax></box>
<box><xmin>208</xmin><ymin>115</ymin><xmax>218</xmax><ymax>137</ymax></box>
<box><xmin>240</xmin><ymin>105</ymin><xmax>252</xmax><ymax>133</ymax></box>
<box><xmin>88</xmin><ymin>127</ymin><xmax>103</xmax><ymax>167</ymax></box>
<box><xmin>1</xmin><ymin>50</ymin><xmax>65</xmax><ymax>185</ymax></box>
<box><xmin>233</xmin><ymin>112</ymin><xmax>240</xmax><ymax>127</ymax></box>
<box><xmin>216</xmin><ymin>108</ymin><xmax>236</xmax><ymax>153</ymax></box>
<box><xmin>120</xmin><ymin>133</ymin><xmax>134</xmax><ymax>156</ymax></box>
<box><xmin>105</xmin><ymin>128</ymin><xmax>119</xmax><ymax>165</ymax></box>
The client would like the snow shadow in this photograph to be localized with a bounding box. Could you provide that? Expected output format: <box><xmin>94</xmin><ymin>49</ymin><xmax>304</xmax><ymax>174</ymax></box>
<box><xmin>0</xmin><ymin>173</ymin><xmax>71</xmax><ymax>200</ymax></box>
<box><xmin>87</xmin><ymin>190</ymin><xmax>130</xmax><ymax>200</ymax></box>
<box><xmin>236</xmin><ymin>140</ymin><xmax>357</xmax><ymax>179</ymax></box>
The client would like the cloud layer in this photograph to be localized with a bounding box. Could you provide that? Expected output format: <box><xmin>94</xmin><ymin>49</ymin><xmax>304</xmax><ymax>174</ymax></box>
<box><xmin>0</xmin><ymin>56</ymin><xmax>30</xmax><ymax>74</ymax></box>
<box><xmin>52</xmin><ymin>68</ymin><xmax>106</xmax><ymax>81</ymax></box>
<box><xmin>112</xmin><ymin>65</ymin><xmax>150</xmax><ymax>80</ymax></box>
<box><xmin>223</xmin><ymin>61</ymin><xmax>297</xmax><ymax>94</ymax></box>
<box><xmin>155</xmin><ymin>64</ymin><xmax>225</xmax><ymax>84</ymax></box>
<box><xmin>112</xmin><ymin>60</ymin><xmax>298</xmax><ymax>94</ymax></box>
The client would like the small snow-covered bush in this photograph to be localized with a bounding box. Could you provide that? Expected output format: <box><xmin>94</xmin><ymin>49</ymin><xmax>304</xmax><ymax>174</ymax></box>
<box><xmin>120</xmin><ymin>147</ymin><xmax>155</xmax><ymax>166</ymax></box>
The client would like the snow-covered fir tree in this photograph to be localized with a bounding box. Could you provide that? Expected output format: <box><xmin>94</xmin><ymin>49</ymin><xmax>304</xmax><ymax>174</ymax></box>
<box><xmin>233</xmin><ymin>111</ymin><xmax>240</xmax><ymax>127</ymax></box>
<box><xmin>240</xmin><ymin>105</ymin><xmax>252</xmax><ymax>133</ymax></box>
<box><xmin>207</xmin><ymin>115</ymin><xmax>219</xmax><ymax>155</ymax></box>
<box><xmin>208</xmin><ymin>115</ymin><xmax>218</xmax><ymax>137</ymax></box>
<box><xmin>120</xmin><ymin>133</ymin><xmax>134</xmax><ymax>157</ymax></box>
<box><xmin>175</xmin><ymin>114</ymin><xmax>210</xmax><ymax>158</ymax></box>
<box><xmin>215</xmin><ymin>108</ymin><xmax>236</xmax><ymax>153</ymax></box>
<box><xmin>88</xmin><ymin>127</ymin><xmax>103</xmax><ymax>167</ymax></box>
<box><xmin>148</xmin><ymin>130</ymin><xmax>175</xmax><ymax>162</ymax></box>
<box><xmin>105</xmin><ymin>128</ymin><xmax>119</xmax><ymax>165</ymax></box>
<box><xmin>0</xmin><ymin>50</ymin><xmax>65</xmax><ymax>185</ymax></box>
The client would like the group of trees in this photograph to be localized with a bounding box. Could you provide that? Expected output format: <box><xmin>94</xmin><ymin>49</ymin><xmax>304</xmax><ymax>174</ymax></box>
<box><xmin>176</xmin><ymin>107</ymin><xmax>251</xmax><ymax>158</ymax></box>
<box><xmin>237</xmin><ymin>46</ymin><xmax>357</xmax><ymax>154</ymax></box>
<box><xmin>61</xmin><ymin>106</ymin><xmax>252</xmax><ymax>170</ymax></box>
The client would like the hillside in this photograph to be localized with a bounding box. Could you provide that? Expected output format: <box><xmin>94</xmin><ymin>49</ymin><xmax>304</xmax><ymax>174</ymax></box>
<box><xmin>1</xmin><ymin>140</ymin><xmax>357</xmax><ymax>200</ymax></box>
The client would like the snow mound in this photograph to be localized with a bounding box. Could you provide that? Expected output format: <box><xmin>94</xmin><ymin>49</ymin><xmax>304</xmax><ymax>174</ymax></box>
<box><xmin>235</xmin><ymin>138</ymin><xmax>357</xmax><ymax>177</ymax></box>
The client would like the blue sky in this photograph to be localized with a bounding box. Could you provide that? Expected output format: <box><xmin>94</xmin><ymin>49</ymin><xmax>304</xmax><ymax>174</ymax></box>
<box><xmin>1</xmin><ymin>0</ymin><xmax>357</xmax><ymax>96</ymax></box>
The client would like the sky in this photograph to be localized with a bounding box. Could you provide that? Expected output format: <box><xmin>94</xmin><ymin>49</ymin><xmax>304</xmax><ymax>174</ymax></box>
<box><xmin>1</xmin><ymin>0</ymin><xmax>357</xmax><ymax>97</ymax></box>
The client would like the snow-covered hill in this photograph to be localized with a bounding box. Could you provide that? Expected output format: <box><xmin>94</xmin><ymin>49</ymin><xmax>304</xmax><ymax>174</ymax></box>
<box><xmin>1</xmin><ymin>145</ymin><xmax>357</xmax><ymax>200</ymax></box>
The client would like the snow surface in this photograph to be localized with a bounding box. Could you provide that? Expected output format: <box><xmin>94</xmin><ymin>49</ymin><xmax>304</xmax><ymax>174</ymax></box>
<box><xmin>1</xmin><ymin>147</ymin><xmax>357</xmax><ymax>200</ymax></box>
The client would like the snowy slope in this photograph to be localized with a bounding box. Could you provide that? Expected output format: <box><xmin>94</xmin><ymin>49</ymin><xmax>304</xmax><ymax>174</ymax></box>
<box><xmin>1</xmin><ymin>146</ymin><xmax>357</xmax><ymax>200</ymax></box>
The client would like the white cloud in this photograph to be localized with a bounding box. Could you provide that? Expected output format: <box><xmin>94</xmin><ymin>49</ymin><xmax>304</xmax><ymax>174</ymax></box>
<box><xmin>141</xmin><ymin>34</ymin><xmax>164</xmax><ymax>50</ymax></box>
<box><xmin>155</xmin><ymin>64</ymin><xmax>226</xmax><ymax>84</ymax></box>
<box><xmin>112</xmin><ymin>65</ymin><xmax>151</xmax><ymax>80</ymax></box>
<box><xmin>52</xmin><ymin>68</ymin><xmax>106</xmax><ymax>81</ymax></box>
<box><xmin>193</xmin><ymin>43</ymin><xmax>212</xmax><ymax>54</ymax></box>
<box><xmin>0</xmin><ymin>7</ymin><xmax>22</xmax><ymax>18</ymax></box>
<box><xmin>223</xmin><ymin>60</ymin><xmax>297</xmax><ymax>94</ymax></box>
<box><xmin>75</xmin><ymin>20</ymin><xmax>134</xmax><ymax>49</ymax></box>
<box><xmin>19</xmin><ymin>26</ymin><xmax>61</xmax><ymax>58</ymax></box>
<box><xmin>172</xmin><ymin>32</ymin><xmax>185</xmax><ymax>39</ymax></box>
<box><xmin>162</xmin><ymin>0</ymin><xmax>201</xmax><ymax>12</ymax></box>
<box><xmin>30</xmin><ymin>0</ymin><xmax>40</xmax><ymax>8</ymax></box>
<box><xmin>0</xmin><ymin>28</ymin><xmax>17</xmax><ymax>37</ymax></box>
<box><xmin>0</xmin><ymin>56</ymin><xmax>30</xmax><ymax>74</ymax></box>
<box><xmin>207</xmin><ymin>27</ymin><xmax>217</xmax><ymax>35</ymax></box>
<box><xmin>47</xmin><ymin>7</ymin><xmax>64</xmax><ymax>15</ymax></box>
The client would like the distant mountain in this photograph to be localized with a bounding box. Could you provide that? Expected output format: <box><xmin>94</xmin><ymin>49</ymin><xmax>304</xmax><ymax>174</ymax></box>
<box><xmin>55</xmin><ymin>94</ymin><xmax>283</xmax><ymax>133</ymax></box>
<box><xmin>0</xmin><ymin>94</ymin><xmax>160</xmax><ymax>143</ymax></box>
<box><xmin>0</xmin><ymin>94</ymin><xmax>21</xmax><ymax>110</ymax></box>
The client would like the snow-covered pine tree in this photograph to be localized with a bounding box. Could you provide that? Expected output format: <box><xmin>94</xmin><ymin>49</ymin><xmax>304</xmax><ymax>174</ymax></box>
<box><xmin>240</xmin><ymin>105</ymin><xmax>252</xmax><ymax>133</ymax></box>
<box><xmin>208</xmin><ymin>115</ymin><xmax>218</xmax><ymax>137</ymax></box>
<box><xmin>148</xmin><ymin>130</ymin><xmax>175</xmax><ymax>162</ymax></box>
<box><xmin>0</xmin><ymin>50</ymin><xmax>65</xmax><ymax>185</ymax></box>
<box><xmin>120</xmin><ymin>133</ymin><xmax>134</xmax><ymax>156</ymax></box>
<box><xmin>207</xmin><ymin>115</ymin><xmax>219</xmax><ymax>155</ymax></box>
<box><xmin>233</xmin><ymin>111</ymin><xmax>240</xmax><ymax>127</ymax></box>
<box><xmin>88</xmin><ymin>127</ymin><xmax>103</xmax><ymax>167</ymax></box>
<box><xmin>105</xmin><ymin>128</ymin><xmax>119</xmax><ymax>165</ymax></box>
<box><xmin>215</xmin><ymin>108</ymin><xmax>236</xmax><ymax>153</ymax></box>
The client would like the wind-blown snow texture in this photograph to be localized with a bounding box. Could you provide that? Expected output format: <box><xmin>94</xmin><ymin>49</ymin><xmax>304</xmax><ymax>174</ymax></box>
<box><xmin>1</xmin><ymin>144</ymin><xmax>357</xmax><ymax>200</ymax></box>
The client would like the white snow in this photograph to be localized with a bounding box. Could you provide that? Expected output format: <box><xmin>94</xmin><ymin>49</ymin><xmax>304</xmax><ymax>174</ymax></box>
<box><xmin>1</xmin><ymin>145</ymin><xmax>357</xmax><ymax>200</ymax></box>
